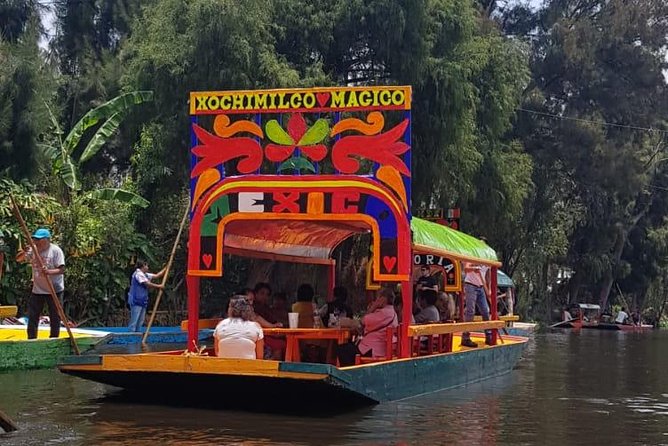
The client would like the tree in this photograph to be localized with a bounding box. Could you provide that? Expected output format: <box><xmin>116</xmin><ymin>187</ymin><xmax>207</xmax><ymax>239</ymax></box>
<box><xmin>40</xmin><ymin>90</ymin><xmax>154</xmax><ymax>207</ymax></box>
<box><xmin>0</xmin><ymin>1</ymin><xmax>54</xmax><ymax>181</ymax></box>
<box><xmin>505</xmin><ymin>0</ymin><xmax>668</xmax><ymax>314</ymax></box>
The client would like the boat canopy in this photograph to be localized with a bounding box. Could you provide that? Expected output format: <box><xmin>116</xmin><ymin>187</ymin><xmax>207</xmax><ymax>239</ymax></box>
<box><xmin>222</xmin><ymin>216</ymin><xmax>499</xmax><ymax>266</ymax></box>
<box><xmin>411</xmin><ymin>217</ymin><xmax>499</xmax><ymax>266</ymax></box>
<box><xmin>497</xmin><ymin>270</ymin><xmax>514</xmax><ymax>288</ymax></box>
<box><xmin>578</xmin><ymin>303</ymin><xmax>601</xmax><ymax>310</ymax></box>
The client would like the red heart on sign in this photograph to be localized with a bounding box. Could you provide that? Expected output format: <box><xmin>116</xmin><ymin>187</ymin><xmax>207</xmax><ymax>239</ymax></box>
<box><xmin>316</xmin><ymin>92</ymin><xmax>330</xmax><ymax>107</ymax></box>
<box><xmin>202</xmin><ymin>254</ymin><xmax>213</xmax><ymax>268</ymax></box>
<box><xmin>383</xmin><ymin>256</ymin><xmax>397</xmax><ymax>273</ymax></box>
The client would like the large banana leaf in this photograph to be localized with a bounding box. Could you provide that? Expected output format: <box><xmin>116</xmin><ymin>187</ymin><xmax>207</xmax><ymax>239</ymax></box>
<box><xmin>88</xmin><ymin>188</ymin><xmax>150</xmax><ymax>208</ymax></box>
<box><xmin>79</xmin><ymin>112</ymin><xmax>123</xmax><ymax>163</ymax></box>
<box><xmin>37</xmin><ymin>143</ymin><xmax>59</xmax><ymax>161</ymax></box>
<box><xmin>61</xmin><ymin>159</ymin><xmax>81</xmax><ymax>190</ymax></box>
<box><xmin>62</xmin><ymin>91</ymin><xmax>153</xmax><ymax>157</ymax></box>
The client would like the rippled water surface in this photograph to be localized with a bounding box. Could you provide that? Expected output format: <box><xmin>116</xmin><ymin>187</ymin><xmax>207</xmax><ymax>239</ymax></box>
<box><xmin>2</xmin><ymin>330</ymin><xmax>668</xmax><ymax>445</ymax></box>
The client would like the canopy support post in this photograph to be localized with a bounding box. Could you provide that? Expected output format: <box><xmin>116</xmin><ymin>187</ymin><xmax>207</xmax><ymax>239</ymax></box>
<box><xmin>490</xmin><ymin>266</ymin><xmax>498</xmax><ymax>345</ymax></box>
<box><xmin>400</xmin><ymin>280</ymin><xmax>413</xmax><ymax>358</ymax></box>
<box><xmin>327</xmin><ymin>261</ymin><xmax>336</xmax><ymax>298</ymax></box>
<box><xmin>186</xmin><ymin>274</ymin><xmax>200</xmax><ymax>352</ymax></box>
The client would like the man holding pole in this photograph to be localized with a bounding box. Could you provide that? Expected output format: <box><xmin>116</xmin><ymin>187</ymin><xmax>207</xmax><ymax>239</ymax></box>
<box><xmin>16</xmin><ymin>228</ymin><xmax>66</xmax><ymax>339</ymax></box>
<box><xmin>461</xmin><ymin>261</ymin><xmax>492</xmax><ymax>348</ymax></box>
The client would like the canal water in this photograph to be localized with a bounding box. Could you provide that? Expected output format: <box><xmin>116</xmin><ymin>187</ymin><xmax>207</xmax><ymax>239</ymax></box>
<box><xmin>2</xmin><ymin>330</ymin><xmax>668</xmax><ymax>445</ymax></box>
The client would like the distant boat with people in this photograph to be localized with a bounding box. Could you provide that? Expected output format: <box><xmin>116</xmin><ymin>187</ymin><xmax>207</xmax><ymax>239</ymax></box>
<box><xmin>551</xmin><ymin>303</ymin><xmax>653</xmax><ymax>331</ymax></box>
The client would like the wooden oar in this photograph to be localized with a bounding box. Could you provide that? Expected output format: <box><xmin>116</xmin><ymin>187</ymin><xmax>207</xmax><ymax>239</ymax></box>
<box><xmin>0</xmin><ymin>408</ymin><xmax>17</xmax><ymax>432</ymax></box>
<box><xmin>9</xmin><ymin>195</ymin><xmax>80</xmax><ymax>355</ymax></box>
<box><xmin>141</xmin><ymin>203</ymin><xmax>189</xmax><ymax>346</ymax></box>
<box><xmin>549</xmin><ymin>320</ymin><xmax>573</xmax><ymax>329</ymax></box>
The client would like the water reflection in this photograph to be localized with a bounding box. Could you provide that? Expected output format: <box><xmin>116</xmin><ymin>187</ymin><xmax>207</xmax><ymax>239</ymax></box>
<box><xmin>3</xmin><ymin>330</ymin><xmax>668</xmax><ymax>445</ymax></box>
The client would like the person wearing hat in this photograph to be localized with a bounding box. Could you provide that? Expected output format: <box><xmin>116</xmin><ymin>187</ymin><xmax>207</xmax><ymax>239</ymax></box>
<box><xmin>15</xmin><ymin>228</ymin><xmax>66</xmax><ymax>339</ymax></box>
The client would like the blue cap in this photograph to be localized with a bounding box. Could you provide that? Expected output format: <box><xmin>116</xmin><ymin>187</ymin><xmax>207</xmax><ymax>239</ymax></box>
<box><xmin>32</xmin><ymin>228</ymin><xmax>51</xmax><ymax>239</ymax></box>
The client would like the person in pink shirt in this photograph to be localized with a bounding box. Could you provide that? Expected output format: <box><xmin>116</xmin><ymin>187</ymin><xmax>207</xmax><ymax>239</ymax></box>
<box><xmin>338</xmin><ymin>288</ymin><xmax>398</xmax><ymax>366</ymax></box>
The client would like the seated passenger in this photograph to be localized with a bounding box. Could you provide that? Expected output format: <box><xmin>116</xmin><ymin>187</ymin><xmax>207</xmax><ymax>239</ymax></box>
<box><xmin>414</xmin><ymin>290</ymin><xmax>440</xmax><ymax>324</ymax></box>
<box><xmin>271</xmin><ymin>292</ymin><xmax>290</xmax><ymax>328</ymax></box>
<box><xmin>562</xmin><ymin>307</ymin><xmax>574</xmax><ymax>322</ymax></box>
<box><xmin>244</xmin><ymin>286</ymin><xmax>281</xmax><ymax>329</ymax></box>
<box><xmin>615</xmin><ymin>307</ymin><xmax>629</xmax><ymax>324</ymax></box>
<box><xmin>214</xmin><ymin>296</ymin><xmax>264</xmax><ymax>359</ymax></box>
<box><xmin>338</xmin><ymin>288</ymin><xmax>398</xmax><ymax>366</ymax></box>
<box><xmin>435</xmin><ymin>292</ymin><xmax>456</xmax><ymax>322</ymax></box>
<box><xmin>292</xmin><ymin>283</ymin><xmax>317</xmax><ymax>328</ymax></box>
<box><xmin>322</xmin><ymin>286</ymin><xmax>354</xmax><ymax>327</ymax></box>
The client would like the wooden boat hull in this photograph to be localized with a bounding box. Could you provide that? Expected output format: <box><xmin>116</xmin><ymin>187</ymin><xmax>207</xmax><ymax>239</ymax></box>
<box><xmin>59</xmin><ymin>333</ymin><xmax>528</xmax><ymax>407</ymax></box>
<box><xmin>0</xmin><ymin>326</ymin><xmax>109</xmax><ymax>371</ymax></box>
<box><xmin>583</xmin><ymin>323</ymin><xmax>653</xmax><ymax>331</ymax></box>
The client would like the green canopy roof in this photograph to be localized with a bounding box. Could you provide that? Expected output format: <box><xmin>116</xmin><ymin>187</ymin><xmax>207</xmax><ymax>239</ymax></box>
<box><xmin>411</xmin><ymin>217</ymin><xmax>499</xmax><ymax>264</ymax></box>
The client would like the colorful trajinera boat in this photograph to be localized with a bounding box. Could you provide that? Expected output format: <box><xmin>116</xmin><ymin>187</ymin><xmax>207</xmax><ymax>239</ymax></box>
<box><xmin>59</xmin><ymin>86</ymin><xmax>528</xmax><ymax>407</ymax></box>
<box><xmin>0</xmin><ymin>323</ymin><xmax>108</xmax><ymax>371</ymax></box>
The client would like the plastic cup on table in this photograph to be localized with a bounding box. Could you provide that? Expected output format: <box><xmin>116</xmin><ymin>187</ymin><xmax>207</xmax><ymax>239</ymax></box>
<box><xmin>288</xmin><ymin>312</ymin><xmax>299</xmax><ymax>329</ymax></box>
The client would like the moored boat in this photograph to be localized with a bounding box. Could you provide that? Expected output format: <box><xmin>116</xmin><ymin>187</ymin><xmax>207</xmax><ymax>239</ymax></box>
<box><xmin>0</xmin><ymin>325</ymin><xmax>109</xmax><ymax>371</ymax></box>
<box><xmin>59</xmin><ymin>85</ymin><xmax>528</xmax><ymax>409</ymax></box>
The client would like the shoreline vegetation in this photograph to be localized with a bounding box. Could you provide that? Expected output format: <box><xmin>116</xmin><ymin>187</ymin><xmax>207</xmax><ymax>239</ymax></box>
<box><xmin>1</xmin><ymin>0</ymin><xmax>667</xmax><ymax>328</ymax></box>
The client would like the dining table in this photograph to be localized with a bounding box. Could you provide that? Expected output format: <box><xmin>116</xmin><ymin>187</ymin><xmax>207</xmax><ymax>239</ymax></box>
<box><xmin>263</xmin><ymin>327</ymin><xmax>353</xmax><ymax>364</ymax></box>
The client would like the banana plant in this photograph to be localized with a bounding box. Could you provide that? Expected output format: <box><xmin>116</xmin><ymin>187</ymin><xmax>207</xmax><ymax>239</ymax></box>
<box><xmin>40</xmin><ymin>91</ymin><xmax>153</xmax><ymax>208</ymax></box>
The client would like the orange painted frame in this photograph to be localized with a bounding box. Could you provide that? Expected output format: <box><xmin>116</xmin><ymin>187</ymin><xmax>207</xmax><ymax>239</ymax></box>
<box><xmin>188</xmin><ymin>176</ymin><xmax>411</xmax><ymax>282</ymax></box>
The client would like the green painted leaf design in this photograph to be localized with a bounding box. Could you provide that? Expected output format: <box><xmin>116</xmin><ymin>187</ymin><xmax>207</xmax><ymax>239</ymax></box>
<box><xmin>277</xmin><ymin>157</ymin><xmax>316</xmax><ymax>173</ymax></box>
<box><xmin>297</xmin><ymin>118</ymin><xmax>329</xmax><ymax>146</ymax></box>
<box><xmin>202</xmin><ymin>197</ymin><xmax>230</xmax><ymax>237</ymax></box>
<box><xmin>265</xmin><ymin>120</ymin><xmax>294</xmax><ymax>145</ymax></box>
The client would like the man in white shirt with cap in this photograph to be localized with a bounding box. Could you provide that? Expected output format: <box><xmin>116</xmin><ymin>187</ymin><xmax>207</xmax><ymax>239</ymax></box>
<box><xmin>16</xmin><ymin>228</ymin><xmax>65</xmax><ymax>339</ymax></box>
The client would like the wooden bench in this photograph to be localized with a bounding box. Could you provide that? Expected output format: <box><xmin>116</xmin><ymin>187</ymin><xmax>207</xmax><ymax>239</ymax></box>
<box><xmin>355</xmin><ymin>325</ymin><xmax>401</xmax><ymax>365</ymax></box>
<box><xmin>0</xmin><ymin>306</ymin><xmax>18</xmax><ymax>318</ymax></box>
<box><xmin>180</xmin><ymin>318</ymin><xmax>222</xmax><ymax>331</ymax></box>
<box><xmin>408</xmin><ymin>320</ymin><xmax>506</xmax><ymax>337</ymax></box>
<box><xmin>409</xmin><ymin>321</ymin><xmax>507</xmax><ymax>356</ymax></box>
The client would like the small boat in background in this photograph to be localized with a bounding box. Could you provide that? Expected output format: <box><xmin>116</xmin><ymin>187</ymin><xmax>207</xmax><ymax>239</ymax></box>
<box><xmin>550</xmin><ymin>303</ymin><xmax>653</xmax><ymax>331</ymax></box>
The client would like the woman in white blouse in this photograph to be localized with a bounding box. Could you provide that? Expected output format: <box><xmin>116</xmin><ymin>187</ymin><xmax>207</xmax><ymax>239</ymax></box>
<box><xmin>214</xmin><ymin>296</ymin><xmax>264</xmax><ymax>359</ymax></box>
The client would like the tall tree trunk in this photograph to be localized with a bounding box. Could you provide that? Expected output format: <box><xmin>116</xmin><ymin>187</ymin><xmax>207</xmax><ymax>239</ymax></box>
<box><xmin>598</xmin><ymin>224</ymin><xmax>626</xmax><ymax>311</ymax></box>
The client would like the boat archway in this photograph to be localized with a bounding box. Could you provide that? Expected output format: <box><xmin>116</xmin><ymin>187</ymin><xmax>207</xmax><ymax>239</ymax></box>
<box><xmin>187</xmin><ymin>176</ymin><xmax>411</xmax><ymax>281</ymax></box>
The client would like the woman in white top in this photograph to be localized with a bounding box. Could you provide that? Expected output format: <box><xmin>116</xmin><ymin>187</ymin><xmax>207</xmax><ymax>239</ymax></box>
<box><xmin>214</xmin><ymin>296</ymin><xmax>264</xmax><ymax>359</ymax></box>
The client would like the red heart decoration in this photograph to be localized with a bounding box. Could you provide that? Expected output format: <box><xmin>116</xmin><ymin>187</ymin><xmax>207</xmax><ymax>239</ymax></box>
<box><xmin>382</xmin><ymin>256</ymin><xmax>397</xmax><ymax>273</ymax></box>
<box><xmin>316</xmin><ymin>92</ymin><xmax>330</xmax><ymax>107</ymax></box>
<box><xmin>202</xmin><ymin>254</ymin><xmax>213</xmax><ymax>268</ymax></box>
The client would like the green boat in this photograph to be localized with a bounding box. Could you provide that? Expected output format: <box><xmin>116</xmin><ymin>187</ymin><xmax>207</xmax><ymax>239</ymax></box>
<box><xmin>0</xmin><ymin>325</ymin><xmax>109</xmax><ymax>371</ymax></box>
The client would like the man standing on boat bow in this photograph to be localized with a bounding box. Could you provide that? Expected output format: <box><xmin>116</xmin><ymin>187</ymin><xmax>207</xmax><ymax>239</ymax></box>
<box><xmin>15</xmin><ymin>228</ymin><xmax>65</xmax><ymax>339</ymax></box>
<box><xmin>461</xmin><ymin>262</ymin><xmax>492</xmax><ymax>348</ymax></box>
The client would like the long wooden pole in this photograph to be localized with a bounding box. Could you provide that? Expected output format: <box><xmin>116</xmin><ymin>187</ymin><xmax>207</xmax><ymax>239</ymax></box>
<box><xmin>141</xmin><ymin>203</ymin><xmax>189</xmax><ymax>346</ymax></box>
<box><xmin>0</xmin><ymin>408</ymin><xmax>18</xmax><ymax>432</ymax></box>
<box><xmin>8</xmin><ymin>195</ymin><xmax>80</xmax><ymax>355</ymax></box>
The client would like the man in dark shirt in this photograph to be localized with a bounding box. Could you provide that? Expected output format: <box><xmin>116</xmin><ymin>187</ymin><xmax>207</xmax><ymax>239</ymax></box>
<box><xmin>416</xmin><ymin>266</ymin><xmax>438</xmax><ymax>292</ymax></box>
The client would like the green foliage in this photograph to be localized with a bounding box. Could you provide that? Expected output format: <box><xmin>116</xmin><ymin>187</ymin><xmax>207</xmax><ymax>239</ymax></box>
<box><xmin>42</xmin><ymin>90</ymin><xmax>153</xmax><ymax>193</ymax></box>
<box><xmin>1</xmin><ymin>0</ymin><xmax>667</xmax><ymax>323</ymax></box>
